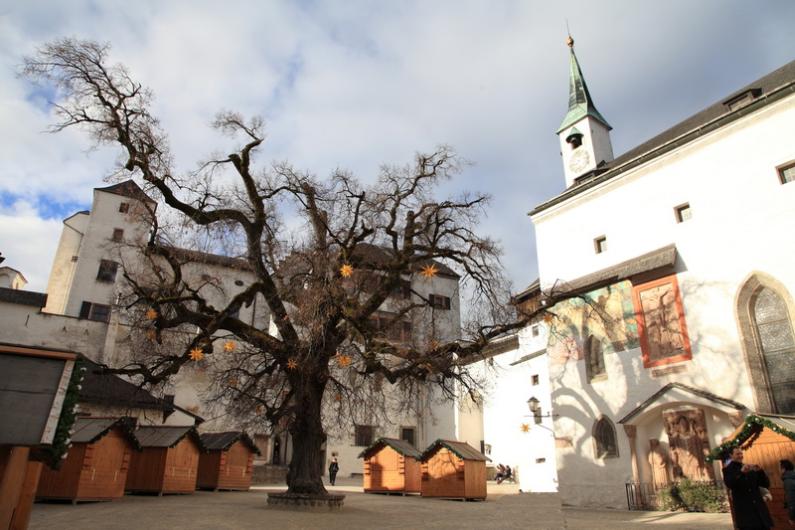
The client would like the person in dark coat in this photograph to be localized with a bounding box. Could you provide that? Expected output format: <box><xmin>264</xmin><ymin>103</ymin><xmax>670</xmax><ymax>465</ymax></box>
<box><xmin>328</xmin><ymin>457</ymin><xmax>339</xmax><ymax>486</ymax></box>
<box><xmin>723</xmin><ymin>447</ymin><xmax>773</xmax><ymax>530</ymax></box>
<box><xmin>781</xmin><ymin>459</ymin><xmax>795</xmax><ymax>525</ymax></box>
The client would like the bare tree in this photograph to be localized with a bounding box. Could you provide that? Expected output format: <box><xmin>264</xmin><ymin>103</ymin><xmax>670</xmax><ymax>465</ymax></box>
<box><xmin>23</xmin><ymin>38</ymin><xmax>540</xmax><ymax>498</ymax></box>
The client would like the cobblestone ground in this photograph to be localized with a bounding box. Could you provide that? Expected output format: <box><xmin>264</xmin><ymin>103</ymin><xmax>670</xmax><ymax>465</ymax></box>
<box><xmin>29</xmin><ymin>481</ymin><xmax>732</xmax><ymax>529</ymax></box>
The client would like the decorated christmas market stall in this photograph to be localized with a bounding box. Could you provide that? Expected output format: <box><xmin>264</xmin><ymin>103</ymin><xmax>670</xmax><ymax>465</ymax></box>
<box><xmin>197</xmin><ymin>432</ymin><xmax>259</xmax><ymax>491</ymax></box>
<box><xmin>420</xmin><ymin>439</ymin><xmax>489</xmax><ymax>500</ymax></box>
<box><xmin>126</xmin><ymin>426</ymin><xmax>203</xmax><ymax>494</ymax></box>
<box><xmin>37</xmin><ymin>417</ymin><xmax>138</xmax><ymax>503</ymax></box>
<box><xmin>0</xmin><ymin>343</ymin><xmax>79</xmax><ymax>530</ymax></box>
<box><xmin>359</xmin><ymin>438</ymin><xmax>422</xmax><ymax>495</ymax></box>
<box><xmin>708</xmin><ymin>414</ymin><xmax>795</xmax><ymax>529</ymax></box>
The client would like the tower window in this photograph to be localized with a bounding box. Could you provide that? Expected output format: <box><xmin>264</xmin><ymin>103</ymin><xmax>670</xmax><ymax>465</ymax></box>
<box><xmin>96</xmin><ymin>260</ymin><xmax>119</xmax><ymax>282</ymax></box>
<box><xmin>594</xmin><ymin>236</ymin><xmax>607</xmax><ymax>254</ymax></box>
<box><xmin>429</xmin><ymin>294</ymin><xmax>451</xmax><ymax>310</ymax></box>
<box><xmin>779</xmin><ymin>162</ymin><xmax>795</xmax><ymax>185</ymax></box>
<box><xmin>565</xmin><ymin>128</ymin><xmax>584</xmax><ymax>149</ymax></box>
<box><xmin>112</xmin><ymin>228</ymin><xmax>124</xmax><ymax>241</ymax></box>
<box><xmin>532</xmin><ymin>374</ymin><xmax>540</xmax><ymax>386</ymax></box>
<box><xmin>674</xmin><ymin>203</ymin><xmax>692</xmax><ymax>223</ymax></box>
<box><xmin>79</xmin><ymin>301</ymin><xmax>111</xmax><ymax>323</ymax></box>
<box><xmin>532</xmin><ymin>324</ymin><xmax>539</xmax><ymax>337</ymax></box>
<box><xmin>118</xmin><ymin>202</ymin><xmax>129</xmax><ymax>213</ymax></box>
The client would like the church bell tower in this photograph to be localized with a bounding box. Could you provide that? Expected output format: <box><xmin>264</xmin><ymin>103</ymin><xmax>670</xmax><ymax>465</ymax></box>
<box><xmin>558</xmin><ymin>36</ymin><xmax>614</xmax><ymax>187</ymax></box>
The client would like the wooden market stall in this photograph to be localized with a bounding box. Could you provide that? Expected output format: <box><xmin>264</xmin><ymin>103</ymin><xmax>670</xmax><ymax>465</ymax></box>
<box><xmin>36</xmin><ymin>417</ymin><xmax>138</xmax><ymax>503</ymax></box>
<box><xmin>359</xmin><ymin>438</ymin><xmax>422</xmax><ymax>495</ymax></box>
<box><xmin>126</xmin><ymin>426</ymin><xmax>202</xmax><ymax>495</ymax></box>
<box><xmin>711</xmin><ymin>414</ymin><xmax>795</xmax><ymax>529</ymax></box>
<box><xmin>0</xmin><ymin>342</ymin><xmax>77</xmax><ymax>530</ymax></box>
<box><xmin>197</xmin><ymin>432</ymin><xmax>259</xmax><ymax>491</ymax></box>
<box><xmin>420</xmin><ymin>439</ymin><xmax>489</xmax><ymax>500</ymax></box>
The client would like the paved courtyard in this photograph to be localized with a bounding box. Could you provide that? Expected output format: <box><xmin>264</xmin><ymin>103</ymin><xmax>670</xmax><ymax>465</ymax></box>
<box><xmin>30</xmin><ymin>481</ymin><xmax>732</xmax><ymax>529</ymax></box>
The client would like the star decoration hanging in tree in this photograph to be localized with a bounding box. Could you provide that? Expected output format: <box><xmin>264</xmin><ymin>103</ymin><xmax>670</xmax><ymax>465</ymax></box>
<box><xmin>339</xmin><ymin>263</ymin><xmax>354</xmax><ymax>278</ymax></box>
<box><xmin>145</xmin><ymin>308</ymin><xmax>158</xmax><ymax>320</ymax></box>
<box><xmin>420</xmin><ymin>263</ymin><xmax>439</xmax><ymax>278</ymax></box>
<box><xmin>334</xmin><ymin>393</ymin><xmax>342</xmax><ymax>402</ymax></box>
<box><xmin>189</xmin><ymin>348</ymin><xmax>204</xmax><ymax>361</ymax></box>
<box><xmin>543</xmin><ymin>313</ymin><xmax>554</xmax><ymax>324</ymax></box>
<box><xmin>337</xmin><ymin>354</ymin><xmax>352</xmax><ymax>368</ymax></box>
<box><xmin>520</xmin><ymin>423</ymin><xmax>530</xmax><ymax>433</ymax></box>
<box><xmin>146</xmin><ymin>329</ymin><xmax>157</xmax><ymax>341</ymax></box>
<box><xmin>224</xmin><ymin>340</ymin><xmax>236</xmax><ymax>352</ymax></box>
<box><xmin>286</xmin><ymin>358</ymin><xmax>299</xmax><ymax>370</ymax></box>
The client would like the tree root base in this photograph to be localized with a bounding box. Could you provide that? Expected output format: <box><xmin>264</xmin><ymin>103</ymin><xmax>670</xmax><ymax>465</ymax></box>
<box><xmin>266</xmin><ymin>492</ymin><xmax>345</xmax><ymax>511</ymax></box>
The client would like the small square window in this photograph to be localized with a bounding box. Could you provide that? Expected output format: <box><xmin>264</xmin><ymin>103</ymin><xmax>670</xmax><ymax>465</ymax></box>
<box><xmin>112</xmin><ymin>228</ymin><xmax>124</xmax><ymax>242</ymax></box>
<box><xmin>535</xmin><ymin>457</ymin><xmax>546</xmax><ymax>464</ymax></box>
<box><xmin>96</xmin><ymin>260</ymin><xmax>119</xmax><ymax>282</ymax></box>
<box><xmin>118</xmin><ymin>202</ymin><xmax>129</xmax><ymax>213</ymax></box>
<box><xmin>779</xmin><ymin>162</ymin><xmax>795</xmax><ymax>184</ymax></box>
<box><xmin>400</xmin><ymin>427</ymin><xmax>416</xmax><ymax>448</ymax></box>
<box><xmin>674</xmin><ymin>203</ymin><xmax>692</xmax><ymax>223</ymax></box>
<box><xmin>354</xmin><ymin>425</ymin><xmax>374</xmax><ymax>447</ymax></box>
<box><xmin>532</xmin><ymin>374</ymin><xmax>540</xmax><ymax>386</ymax></box>
<box><xmin>532</xmin><ymin>325</ymin><xmax>539</xmax><ymax>337</ymax></box>
<box><xmin>594</xmin><ymin>236</ymin><xmax>607</xmax><ymax>254</ymax></box>
<box><xmin>429</xmin><ymin>294</ymin><xmax>451</xmax><ymax>310</ymax></box>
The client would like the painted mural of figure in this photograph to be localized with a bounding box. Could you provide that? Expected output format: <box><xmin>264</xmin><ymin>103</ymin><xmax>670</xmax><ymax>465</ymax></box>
<box><xmin>648</xmin><ymin>439</ymin><xmax>672</xmax><ymax>488</ymax></box>
<box><xmin>665</xmin><ymin>410</ymin><xmax>714</xmax><ymax>481</ymax></box>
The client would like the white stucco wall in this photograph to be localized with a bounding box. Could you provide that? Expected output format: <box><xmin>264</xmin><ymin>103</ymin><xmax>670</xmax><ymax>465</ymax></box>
<box><xmin>532</xmin><ymin>93</ymin><xmax>795</xmax><ymax>508</ymax></box>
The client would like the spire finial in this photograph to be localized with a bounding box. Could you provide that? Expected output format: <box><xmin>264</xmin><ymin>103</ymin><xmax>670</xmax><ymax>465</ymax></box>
<box><xmin>566</xmin><ymin>35</ymin><xmax>574</xmax><ymax>48</ymax></box>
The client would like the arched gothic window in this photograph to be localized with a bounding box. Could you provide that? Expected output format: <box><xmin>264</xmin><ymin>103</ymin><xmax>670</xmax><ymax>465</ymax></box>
<box><xmin>585</xmin><ymin>335</ymin><xmax>606</xmax><ymax>382</ymax></box>
<box><xmin>593</xmin><ymin>416</ymin><xmax>619</xmax><ymax>459</ymax></box>
<box><xmin>752</xmin><ymin>287</ymin><xmax>795</xmax><ymax>412</ymax></box>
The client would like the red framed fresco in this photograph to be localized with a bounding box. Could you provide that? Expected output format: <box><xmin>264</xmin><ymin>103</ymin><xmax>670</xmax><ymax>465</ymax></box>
<box><xmin>632</xmin><ymin>274</ymin><xmax>692</xmax><ymax>368</ymax></box>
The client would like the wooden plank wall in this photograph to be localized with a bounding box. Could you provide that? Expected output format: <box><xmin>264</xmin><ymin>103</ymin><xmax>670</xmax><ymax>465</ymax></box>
<box><xmin>126</xmin><ymin>447</ymin><xmax>166</xmax><ymax>493</ymax></box>
<box><xmin>403</xmin><ymin>457</ymin><xmax>421</xmax><ymax>494</ymax></box>
<box><xmin>10</xmin><ymin>460</ymin><xmax>42</xmax><ymax>530</ymax></box>
<box><xmin>463</xmin><ymin>460</ymin><xmax>487</xmax><ymax>500</ymax></box>
<box><xmin>421</xmin><ymin>448</ymin><xmax>466</xmax><ymax>498</ymax></box>
<box><xmin>0</xmin><ymin>446</ymin><xmax>35</xmax><ymax>530</ymax></box>
<box><xmin>364</xmin><ymin>446</ymin><xmax>406</xmax><ymax>492</ymax></box>
<box><xmin>736</xmin><ymin>428</ymin><xmax>795</xmax><ymax>529</ymax></box>
<box><xmin>216</xmin><ymin>442</ymin><xmax>254</xmax><ymax>491</ymax></box>
<box><xmin>37</xmin><ymin>445</ymin><xmax>85</xmax><ymax>499</ymax></box>
<box><xmin>161</xmin><ymin>438</ymin><xmax>199</xmax><ymax>493</ymax></box>
<box><xmin>197</xmin><ymin>452</ymin><xmax>221</xmax><ymax>490</ymax></box>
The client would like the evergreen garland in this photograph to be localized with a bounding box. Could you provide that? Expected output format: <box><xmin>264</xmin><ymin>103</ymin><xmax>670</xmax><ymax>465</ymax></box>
<box><xmin>42</xmin><ymin>360</ymin><xmax>85</xmax><ymax>469</ymax></box>
<box><xmin>705</xmin><ymin>414</ymin><xmax>795</xmax><ymax>462</ymax></box>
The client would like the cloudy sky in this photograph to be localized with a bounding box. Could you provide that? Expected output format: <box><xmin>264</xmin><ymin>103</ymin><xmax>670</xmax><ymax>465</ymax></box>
<box><xmin>1</xmin><ymin>0</ymin><xmax>793</xmax><ymax>292</ymax></box>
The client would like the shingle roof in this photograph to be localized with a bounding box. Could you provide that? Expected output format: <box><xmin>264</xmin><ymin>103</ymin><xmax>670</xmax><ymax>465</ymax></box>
<box><xmin>358</xmin><ymin>437</ymin><xmax>422</xmax><ymax>459</ymax></box>
<box><xmin>421</xmin><ymin>439</ymin><xmax>489</xmax><ymax>462</ymax></box>
<box><xmin>70</xmin><ymin>417</ymin><xmax>138</xmax><ymax>447</ymax></box>
<box><xmin>79</xmin><ymin>359</ymin><xmax>175</xmax><ymax>413</ymax></box>
<box><xmin>0</xmin><ymin>287</ymin><xmax>47</xmax><ymax>308</ymax></box>
<box><xmin>532</xmin><ymin>60</ymin><xmax>795</xmax><ymax>216</ymax></box>
<box><xmin>351</xmin><ymin>244</ymin><xmax>459</xmax><ymax>279</ymax></box>
<box><xmin>95</xmin><ymin>180</ymin><xmax>155</xmax><ymax>204</ymax></box>
<box><xmin>200</xmin><ymin>431</ymin><xmax>259</xmax><ymax>454</ymax></box>
<box><xmin>132</xmin><ymin>426</ymin><xmax>201</xmax><ymax>448</ymax></box>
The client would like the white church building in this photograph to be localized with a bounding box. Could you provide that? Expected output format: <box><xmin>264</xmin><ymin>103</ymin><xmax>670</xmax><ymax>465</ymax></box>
<box><xmin>529</xmin><ymin>37</ymin><xmax>795</xmax><ymax>508</ymax></box>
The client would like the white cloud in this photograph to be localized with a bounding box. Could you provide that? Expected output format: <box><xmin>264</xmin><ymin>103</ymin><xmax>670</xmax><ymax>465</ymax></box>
<box><xmin>0</xmin><ymin>200</ymin><xmax>61</xmax><ymax>291</ymax></box>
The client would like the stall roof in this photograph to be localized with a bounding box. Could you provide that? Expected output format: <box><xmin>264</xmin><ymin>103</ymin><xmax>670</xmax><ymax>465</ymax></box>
<box><xmin>200</xmin><ymin>432</ymin><xmax>259</xmax><ymax>454</ymax></box>
<box><xmin>132</xmin><ymin>426</ymin><xmax>201</xmax><ymax>449</ymax></box>
<box><xmin>71</xmin><ymin>417</ymin><xmax>139</xmax><ymax>448</ymax></box>
<box><xmin>358</xmin><ymin>437</ymin><xmax>422</xmax><ymax>459</ymax></box>
<box><xmin>421</xmin><ymin>439</ymin><xmax>490</xmax><ymax>462</ymax></box>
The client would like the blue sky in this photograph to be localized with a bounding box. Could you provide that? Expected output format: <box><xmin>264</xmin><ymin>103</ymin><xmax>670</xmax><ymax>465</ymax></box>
<box><xmin>1</xmin><ymin>0</ymin><xmax>794</xmax><ymax>291</ymax></box>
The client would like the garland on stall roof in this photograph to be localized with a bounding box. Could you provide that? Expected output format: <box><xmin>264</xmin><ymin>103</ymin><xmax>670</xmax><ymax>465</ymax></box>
<box><xmin>705</xmin><ymin>414</ymin><xmax>795</xmax><ymax>462</ymax></box>
<box><xmin>42</xmin><ymin>359</ymin><xmax>85</xmax><ymax>469</ymax></box>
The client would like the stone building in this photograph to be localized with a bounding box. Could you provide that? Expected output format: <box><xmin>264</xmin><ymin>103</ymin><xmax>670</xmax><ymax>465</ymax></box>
<box><xmin>529</xmin><ymin>39</ymin><xmax>795</xmax><ymax>507</ymax></box>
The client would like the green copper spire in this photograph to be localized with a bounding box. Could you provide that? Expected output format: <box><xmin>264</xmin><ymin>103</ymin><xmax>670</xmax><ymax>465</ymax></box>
<box><xmin>557</xmin><ymin>36</ymin><xmax>611</xmax><ymax>134</ymax></box>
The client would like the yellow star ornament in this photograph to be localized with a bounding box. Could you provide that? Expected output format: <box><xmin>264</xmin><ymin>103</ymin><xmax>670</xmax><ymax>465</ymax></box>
<box><xmin>286</xmin><ymin>358</ymin><xmax>299</xmax><ymax>370</ymax></box>
<box><xmin>223</xmin><ymin>340</ymin><xmax>236</xmax><ymax>352</ymax></box>
<box><xmin>145</xmin><ymin>308</ymin><xmax>158</xmax><ymax>320</ymax></box>
<box><xmin>339</xmin><ymin>263</ymin><xmax>354</xmax><ymax>278</ymax></box>
<box><xmin>189</xmin><ymin>348</ymin><xmax>204</xmax><ymax>361</ymax></box>
<box><xmin>420</xmin><ymin>263</ymin><xmax>438</xmax><ymax>278</ymax></box>
<box><xmin>520</xmin><ymin>423</ymin><xmax>530</xmax><ymax>433</ymax></box>
<box><xmin>337</xmin><ymin>354</ymin><xmax>352</xmax><ymax>368</ymax></box>
<box><xmin>146</xmin><ymin>329</ymin><xmax>157</xmax><ymax>341</ymax></box>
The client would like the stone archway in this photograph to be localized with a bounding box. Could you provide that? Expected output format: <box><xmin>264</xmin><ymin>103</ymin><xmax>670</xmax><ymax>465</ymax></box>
<box><xmin>736</xmin><ymin>272</ymin><xmax>795</xmax><ymax>413</ymax></box>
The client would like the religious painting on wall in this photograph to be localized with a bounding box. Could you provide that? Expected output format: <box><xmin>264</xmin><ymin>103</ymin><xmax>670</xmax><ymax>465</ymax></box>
<box><xmin>546</xmin><ymin>280</ymin><xmax>640</xmax><ymax>375</ymax></box>
<box><xmin>663</xmin><ymin>408</ymin><xmax>714</xmax><ymax>481</ymax></box>
<box><xmin>632</xmin><ymin>274</ymin><xmax>692</xmax><ymax>368</ymax></box>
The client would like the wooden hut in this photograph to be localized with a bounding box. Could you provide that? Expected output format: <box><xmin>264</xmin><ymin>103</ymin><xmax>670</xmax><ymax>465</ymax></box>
<box><xmin>126</xmin><ymin>426</ymin><xmax>202</xmax><ymax>494</ymax></box>
<box><xmin>197</xmin><ymin>432</ymin><xmax>259</xmax><ymax>491</ymax></box>
<box><xmin>420</xmin><ymin>439</ymin><xmax>488</xmax><ymax>500</ymax></box>
<box><xmin>711</xmin><ymin>414</ymin><xmax>795</xmax><ymax>529</ymax></box>
<box><xmin>37</xmin><ymin>417</ymin><xmax>138</xmax><ymax>503</ymax></box>
<box><xmin>359</xmin><ymin>438</ymin><xmax>422</xmax><ymax>495</ymax></box>
<box><xmin>0</xmin><ymin>343</ymin><xmax>77</xmax><ymax>530</ymax></box>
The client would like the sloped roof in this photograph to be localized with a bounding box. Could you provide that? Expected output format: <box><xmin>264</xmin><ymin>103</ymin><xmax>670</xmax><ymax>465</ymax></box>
<box><xmin>79</xmin><ymin>359</ymin><xmax>173</xmax><ymax>412</ymax></box>
<box><xmin>707</xmin><ymin>414</ymin><xmax>795</xmax><ymax>462</ymax></box>
<box><xmin>618</xmin><ymin>382</ymin><xmax>747</xmax><ymax>424</ymax></box>
<box><xmin>95</xmin><ymin>180</ymin><xmax>155</xmax><ymax>204</ymax></box>
<box><xmin>0</xmin><ymin>287</ymin><xmax>47</xmax><ymax>307</ymax></box>
<box><xmin>200</xmin><ymin>431</ymin><xmax>259</xmax><ymax>454</ymax></box>
<box><xmin>132</xmin><ymin>426</ymin><xmax>201</xmax><ymax>448</ymax></box>
<box><xmin>358</xmin><ymin>437</ymin><xmax>422</xmax><ymax>459</ymax></box>
<box><xmin>533</xmin><ymin>60</ymin><xmax>795</xmax><ymax>215</ymax></box>
<box><xmin>421</xmin><ymin>439</ymin><xmax>490</xmax><ymax>462</ymax></box>
<box><xmin>70</xmin><ymin>417</ymin><xmax>139</xmax><ymax>447</ymax></box>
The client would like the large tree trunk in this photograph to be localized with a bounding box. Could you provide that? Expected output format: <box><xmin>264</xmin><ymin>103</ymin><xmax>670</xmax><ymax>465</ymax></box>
<box><xmin>285</xmin><ymin>377</ymin><xmax>328</xmax><ymax>495</ymax></box>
